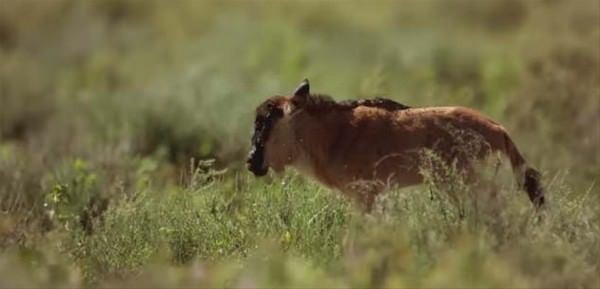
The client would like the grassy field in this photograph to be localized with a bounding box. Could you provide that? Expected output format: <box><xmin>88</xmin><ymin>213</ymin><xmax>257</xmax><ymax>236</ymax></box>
<box><xmin>1</xmin><ymin>0</ymin><xmax>599</xmax><ymax>287</ymax></box>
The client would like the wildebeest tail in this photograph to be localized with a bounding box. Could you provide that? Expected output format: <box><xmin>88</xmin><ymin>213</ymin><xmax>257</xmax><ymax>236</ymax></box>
<box><xmin>502</xmin><ymin>131</ymin><xmax>545</xmax><ymax>207</ymax></box>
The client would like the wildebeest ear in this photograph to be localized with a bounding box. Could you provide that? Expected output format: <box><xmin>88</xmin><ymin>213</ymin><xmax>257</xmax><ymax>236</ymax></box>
<box><xmin>292</xmin><ymin>79</ymin><xmax>310</xmax><ymax>98</ymax></box>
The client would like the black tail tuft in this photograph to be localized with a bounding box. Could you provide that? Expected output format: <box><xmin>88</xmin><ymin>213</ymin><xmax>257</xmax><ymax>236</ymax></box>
<box><xmin>524</xmin><ymin>167</ymin><xmax>545</xmax><ymax>207</ymax></box>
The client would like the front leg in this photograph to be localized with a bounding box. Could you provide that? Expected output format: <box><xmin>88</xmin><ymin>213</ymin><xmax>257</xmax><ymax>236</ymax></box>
<box><xmin>344</xmin><ymin>180</ymin><xmax>382</xmax><ymax>213</ymax></box>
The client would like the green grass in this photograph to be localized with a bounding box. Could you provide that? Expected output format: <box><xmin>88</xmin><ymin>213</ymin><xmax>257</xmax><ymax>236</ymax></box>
<box><xmin>0</xmin><ymin>0</ymin><xmax>599</xmax><ymax>287</ymax></box>
<box><xmin>2</xmin><ymin>162</ymin><xmax>599</xmax><ymax>287</ymax></box>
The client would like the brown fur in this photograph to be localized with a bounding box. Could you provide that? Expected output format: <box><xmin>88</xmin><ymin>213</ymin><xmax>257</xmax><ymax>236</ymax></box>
<box><xmin>247</xmin><ymin>80</ymin><xmax>545</xmax><ymax>210</ymax></box>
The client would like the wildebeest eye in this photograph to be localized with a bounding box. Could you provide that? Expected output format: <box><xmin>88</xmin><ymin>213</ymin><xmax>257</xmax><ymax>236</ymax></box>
<box><xmin>267</xmin><ymin>107</ymin><xmax>283</xmax><ymax>119</ymax></box>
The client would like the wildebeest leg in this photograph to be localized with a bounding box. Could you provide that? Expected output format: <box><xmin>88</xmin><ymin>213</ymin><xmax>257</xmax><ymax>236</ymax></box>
<box><xmin>438</xmin><ymin>161</ymin><xmax>477</xmax><ymax>219</ymax></box>
<box><xmin>345</xmin><ymin>181</ymin><xmax>381</xmax><ymax>213</ymax></box>
<box><xmin>461</xmin><ymin>159</ymin><xmax>508</xmax><ymax>217</ymax></box>
<box><xmin>356</xmin><ymin>190</ymin><xmax>376</xmax><ymax>213</ymax></box>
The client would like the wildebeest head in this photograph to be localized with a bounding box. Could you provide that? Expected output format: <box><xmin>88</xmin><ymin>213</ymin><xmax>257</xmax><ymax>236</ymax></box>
<box><xmin>246</xmin><ymin>79</ymin><xmax>310</xmax><ymax>176</ymax></box>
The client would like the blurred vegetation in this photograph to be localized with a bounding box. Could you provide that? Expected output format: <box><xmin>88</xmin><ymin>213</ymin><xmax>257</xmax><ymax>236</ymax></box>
<box><xmin>0</xmin><ymin>0</ymin><xmax>599</xmax><ymax>287</ymax></box>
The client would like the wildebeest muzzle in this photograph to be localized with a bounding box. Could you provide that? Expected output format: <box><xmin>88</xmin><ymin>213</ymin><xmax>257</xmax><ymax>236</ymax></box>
<box><xmin>246</xmin><ymin>144</ymin><xmax>268</xmax><ymax>176</ymax></box>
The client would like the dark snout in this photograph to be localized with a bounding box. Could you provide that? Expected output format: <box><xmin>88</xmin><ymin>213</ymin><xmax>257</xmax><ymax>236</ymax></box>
<box><xmin>246</xmin><ymin>145</ymin><xmax>268</xmax><ymax>176</ymax></box>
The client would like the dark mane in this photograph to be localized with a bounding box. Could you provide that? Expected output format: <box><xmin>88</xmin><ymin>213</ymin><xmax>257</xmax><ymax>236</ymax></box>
<box><xmin>305</xmin><ymin>94</ymin><xmax>411</xmax><ymax>112</ymax></box>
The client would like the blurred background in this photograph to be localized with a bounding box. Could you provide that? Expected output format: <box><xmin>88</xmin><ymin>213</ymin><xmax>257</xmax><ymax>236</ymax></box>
<box><xmin>0</xmin><ymin>0</ymin><xmax>599</xmax><ymax>286</ymax></box>
<box><xmin>2</xmin><ymin>0</ymin><xmax>599</xmax><ymax>174</ymax></box>
<box><xmin>1</xmin><ymin>0</ymin><xmax>598</xmax><ymax>174</ymax></box>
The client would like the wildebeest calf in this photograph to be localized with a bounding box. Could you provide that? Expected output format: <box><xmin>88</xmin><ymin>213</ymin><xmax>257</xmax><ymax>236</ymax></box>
<box><xmin>247</xmin><ymin>79</ymin><xmax>545</xmax><ymax>210</ymax></box>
